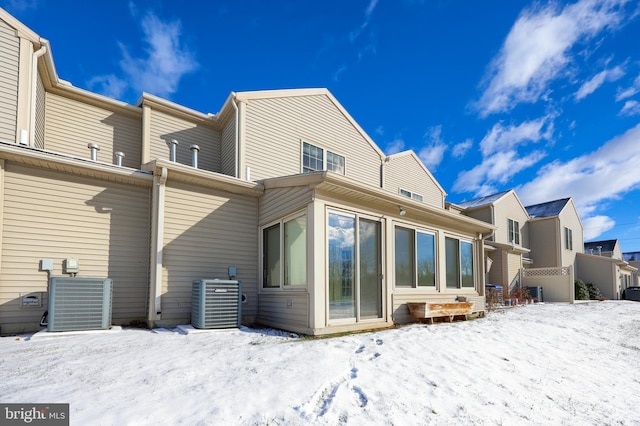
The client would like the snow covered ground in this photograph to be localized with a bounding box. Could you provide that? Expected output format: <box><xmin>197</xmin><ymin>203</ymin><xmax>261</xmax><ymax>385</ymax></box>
<box><xmin>1</xmin><ymin>301</ymin><xmax>639</xmax><ymax>425</ymax></box>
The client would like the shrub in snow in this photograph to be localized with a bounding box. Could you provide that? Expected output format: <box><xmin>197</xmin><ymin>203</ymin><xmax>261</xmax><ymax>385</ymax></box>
<box><xmin>574</xmin><ymin>279</ymin><xmax>589</xmax><ymax>300</ymax></box>
<box><xmin>585</xmin><ymin>282</ymin><xmax>601</xmax><ymax>300</ymax></box>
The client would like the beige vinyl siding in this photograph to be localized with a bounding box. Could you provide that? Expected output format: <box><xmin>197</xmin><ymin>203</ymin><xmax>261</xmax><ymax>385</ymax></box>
<box><xmin>244</xmin><ymin>94</ymin><xmax>381</xmax><ymax>185</ymax></box>
<box><xmin>149</xmin><ymin>109</ymin><xmax>221</xmax><ymax>172</ymax></box>
<box><xmin>528</xmin><ymin>218</ymin><xmax>558</xmax><ymax>268</ymax></box>
<box><xmin>507</xmin><ymin>252</ymin><xmax>522</xmax><ymax>288</ymax></box>
<box><xmin>33</xmin><ymin>72</ymin><xmax>45</xmax><ymax>149</ymax></box>
<box><xmin>221</xmin><ymin>113</ymin><xmax>236</xmax><ymax>176</ymax></box>
<box><xmin>559</xmin><ymin>203</ymin><xmax>583</xmax><ymax>267</ymax></box>
<box><xmin>0</xmin><ymin>18</ymin><xmax>19</xmax><ymax>142</ymax></box>
<box><xmin>494</xmin><ymin>194</ymin><xmax>529</xmax><ymax>246</ymax></box>
<box><xmin>45</xmin><ymin>93</ymin><xmax>142</xmax><ymax>167</ymax></box>
<box><xmin>259</xmin><ymin>186</ymin><xmax>313</xmax><ymax>225</ymax></box>
<box><xmin>257</xmin><ymin>292</ymin><xmax>309</xmax><ymax>330</ymax></box>
<box><xmin>0</xmin><ymin>164</ymin><xmax>151</xmax><ymax>333</ymax></box>
<box><xmin>160</xmin><ymin>182</ymin><xmax>258</xmax><ymax>323</ymax></box>
<box><xmin>391</xmin><ymin>293</ymin><xmax>484</xmax><ymax>324</ymax></box>
<box><xmin>463</xmin><ymin>207</ymin><xmax>493</xmax><ymax>240</ymax></box>
<box><xmin>487</xmin><ymin>251</ymin><xmax>504</xmax><ymax>285</ymax></box>
<box><xmin>385</xmin><ymin>154</ymin><xmax>444</xmax><ymax>208</ymax></box>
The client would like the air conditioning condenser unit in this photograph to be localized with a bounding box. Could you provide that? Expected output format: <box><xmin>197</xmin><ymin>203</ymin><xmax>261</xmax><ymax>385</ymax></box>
<box><xmin>192</xmin><ymin>279</ymin><xmax>241</xmax><ymax>329</ymax></box>
<box><xmin>48</xmin><ymin>277</ymin><xmax>113</xmax><ymax>332</ymax></box>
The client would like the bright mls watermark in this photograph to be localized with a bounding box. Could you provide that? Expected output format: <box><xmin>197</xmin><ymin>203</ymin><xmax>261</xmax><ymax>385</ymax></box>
<box><xmin>1</xmin><ymin>404</ymin><xmax>68</xmax><ymax>425</ymax></box>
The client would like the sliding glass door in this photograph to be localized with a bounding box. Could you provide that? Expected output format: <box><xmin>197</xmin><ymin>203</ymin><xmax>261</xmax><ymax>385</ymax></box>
<box><xmin>328</xmin><ymin>211</ymin><xmax>382</xmax><ymax>321</ymax></box>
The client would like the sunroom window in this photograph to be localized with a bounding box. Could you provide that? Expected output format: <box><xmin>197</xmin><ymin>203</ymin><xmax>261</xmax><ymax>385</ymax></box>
<box><xmin>395</xmin><ymin>226</ymin><xmax>436</xmax><ymax>288</ymax></box>
<box><xmin>445</xmin><ymin>237</ymin><xmax>474</xmax><ymax>289</ymax></box>
<box><xmin>262</xmin><ymin>213</ymin><xmax>307</xmax><ymax>289</ymax></box>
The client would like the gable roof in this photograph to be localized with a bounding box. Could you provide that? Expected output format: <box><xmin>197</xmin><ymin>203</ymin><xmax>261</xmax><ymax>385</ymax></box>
<box><xmin>218</xmin><ymin>88</ymin><xmax>386</xmax><ymax>161</ymax></box>
<box><xmin>623</xmin><ymin>252</ymin><xmax>640</xmax><ymax>261</ymax></box>
<box><xmin>457</xmin><ymin>190</ymin><xmax>511</xmax><ymax>209</ymax></box>
<box><xmin>385</xmin><ymin>150</ymin><xmax>447</xmax><ymax>197</ymax></box>
<box><xmin>584</xmin><ymin>240</ymin><xmax>618</xmax><ymax>253</ymax></box>
<box><xmin>525</xmin><ymin>198</ymin><xmax>571</xmax><ymax>218</ymax></box>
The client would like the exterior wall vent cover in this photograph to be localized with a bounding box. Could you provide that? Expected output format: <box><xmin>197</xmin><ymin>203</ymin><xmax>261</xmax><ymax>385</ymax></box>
<box><xmin>48</xmin><ymin>277</ymin><xmax>113</xmax><ymax>332</ymax></box>
<box><xmin>192</xmin><ymin>279</ymin><xmax>241</xmax><ymax>329</ymax></box>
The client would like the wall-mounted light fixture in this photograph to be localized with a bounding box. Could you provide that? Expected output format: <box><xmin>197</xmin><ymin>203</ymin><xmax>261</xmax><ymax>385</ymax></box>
<box><xmin>398</xmin><ymin>205</ymin><xmax>406</xmax><ymax>216</ymax></box>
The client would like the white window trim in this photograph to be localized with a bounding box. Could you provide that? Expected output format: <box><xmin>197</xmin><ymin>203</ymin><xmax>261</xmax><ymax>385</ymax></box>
<box><xmin>300</xmin><ymin>140</ymin><xmax>346</xmax><ymax>175</ymax></box>
<box><xmin>508</xmin><ymin>218</ymin><xmax>520</xmax><ymax>245</ymax></box>
<box><xmin>444</xmin><ymin>235</ymin><xmax>476</xmax><ymax>291</ymax></box>
<box><xmin>259</xmin><ymin>210</ymin><xmax>308</xmax><ymax>292</ymax></box>
<box><xmin>325</xmin><ymin>207</ymin><xmax>386</xmax><ymax>325</ymax></box>
<box><xmin>393</xmin><ymin>224</ymin><xmax>438</xmax><ymax>290</ymax></box>
<box><xmin>399</xmin><ymin>188</ymin><xmax>424</xmax><ymax>202</ymax></box>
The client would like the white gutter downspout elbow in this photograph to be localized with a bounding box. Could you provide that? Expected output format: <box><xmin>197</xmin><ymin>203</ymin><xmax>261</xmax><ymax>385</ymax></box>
<box><xmin>29</xmin><ymin>45</ymin><xmax>47</xmax><ymax>146</ymax></box>
<box><xmin>231</xmin><ymin>93</ymin><xmax>239</xmax><ymax>179</ymax></box>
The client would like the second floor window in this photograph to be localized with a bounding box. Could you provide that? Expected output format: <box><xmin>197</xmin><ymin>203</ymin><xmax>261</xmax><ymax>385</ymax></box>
<box><xmin>302</xmin><ymin>141</ymin><xmax>345</xmax><ymax>175</ymax></box>
<box><xmin>508</xmin><ymin>218</ymin><xmax>520</xmax><ymax>245</ymax></box>
<box><xmin>399</xmin><ymin>188</ymin><xmax>424</xmax><ymax>202</ymax></box>
<box><xmin>565</xmin><ymin>227</ymin><xmax>573</xmax><ymax>251</ymax></box>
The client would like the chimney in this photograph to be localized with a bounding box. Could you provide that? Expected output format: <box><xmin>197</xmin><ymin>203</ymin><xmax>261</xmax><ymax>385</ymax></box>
<box><xmin>597</xmin><ymin>246</ymin><xmax>602</xmax><ymax>256</ymax></box>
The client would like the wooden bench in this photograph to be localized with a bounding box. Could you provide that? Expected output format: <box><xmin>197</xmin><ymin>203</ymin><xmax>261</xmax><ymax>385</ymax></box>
<box><xmin>407</xmin><ymin>302</ymin><xmax>474</xmax><ymax>324</ymax></box>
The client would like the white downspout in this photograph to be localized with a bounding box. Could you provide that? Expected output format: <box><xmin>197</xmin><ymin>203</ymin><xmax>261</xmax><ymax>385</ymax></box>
<box><xmin>231</xmin><ymin>93</ymin><xmax>239</xmax><ymax>178</ymax></box>
<box><xmin>29</xmin><ymin>46</ymin><xmax>47</xmax><ymax>146</ymax></box>
<box><xmin>149</xmin><ymin>167</ymin><xmax>168</xmax><ymax>323</ymax></box>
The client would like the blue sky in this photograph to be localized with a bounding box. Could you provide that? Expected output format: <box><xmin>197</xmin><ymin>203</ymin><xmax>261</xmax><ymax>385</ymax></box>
<box><xmin>4</xmin><ymin>0</ymin><xmax>640</xmax><ymax>251</ymax></box>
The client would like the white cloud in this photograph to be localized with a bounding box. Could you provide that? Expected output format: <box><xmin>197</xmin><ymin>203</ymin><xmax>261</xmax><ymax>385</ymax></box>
<box><xmin>87</xmin><ymin>75</ymin><xmax>128</xmax><ymax>99</ymax></box>
<box><xmin>452</xmin><ymin>139</ymin><xmax>473</xmax><ymax>158</ymax></box>
<box><xmin>616</xmin><ymin>75</ymin><xmax>640</xmax><ymax>100</ymax></box>
<box><xmin>119</xmin><ymin>12</ymin><xmax>198</xmax><ymax>97</ymax></box>
<box><xmin>453</xmin><ymin>116</ymin><xmax>553</xmax><ymax>195</ymax></box>
<box><xmin>89</xmin><ymin>10</ymin><xmax>197</xmax><ymax>100</ymax></box>
<box><xmin>453</xmin><ymin>150</ymin><xmax>546</xmax><ymax>195</ymax></box>
<box><xmin>518</xmin><ymin>122</ymin><xmax>640</xmax><ymax>219</ymax></box>
<box><xmin>333</xmin><ymin>65</ymin><xmax>347</xmax><ymax>82</ymax></box>
<box><xmin>417</xmin><ymin>126</ymin><xmax>447</xmax><ymax>171</ymax></box>
<box><xmin>385</xmin><ymin>138</ymin><xmax>405</xmax><ymax>155</ymax></box>
<box><xmin>620</xmin><ymin>100</ymin><xmax>640</xmax><ymax>116</ymax></box>
<box><xmin>583</xmin><ymin>215</ymin><xmax>616</xmax><ymax>240</ymax></box>
<box><xmin>5</xmin><ymin>0</ymin><xmax>37</xmax><ymax>11</ymax></box>
<box><xmin>350</xmin><ymin>0</ymin><xmax>379</xmax><ymax>42</ymax></box>
<box><xmin>475</xmin><ymin>0</ymin><xmax>629</xmax><ymax>117</ymax></box>
<box><xmin>480</xmin><ymin>118</ymin><xmax>550</xmax><ymax>156</ymax></box>
<box><xmin>574</xmin><ymin>65</ymin><xmax>625</xmax><ymax>100</ymax></box>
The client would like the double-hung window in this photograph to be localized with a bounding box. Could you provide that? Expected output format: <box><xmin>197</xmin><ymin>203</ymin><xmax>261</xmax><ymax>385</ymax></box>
<box><xmin>263</xmin><ymin>213</ymin><xmax>307</xmax><ymax>289</ymax></box>
<box><xmin>394</xmin><ymin>226</ymin><xmax>436</xmax><ymax>288</ymax></box>
<box><xmin>508</xmin><ymin>218</ymin><xmax>520</xmax><ymax>245</ymax></box>
<box><xmin>564</xmin><ymin>227</ymin><xmax>573</xmax><ymax>251</ymax></box>
<box><xmin>302</xmin><ymin>141</ymin><xmax>345</xmax><ymax>175</ymax></box>
<box><xmin>445</xmin><ymin>237</ymin><xmax>474</xmax><ymax>289</ymax></box>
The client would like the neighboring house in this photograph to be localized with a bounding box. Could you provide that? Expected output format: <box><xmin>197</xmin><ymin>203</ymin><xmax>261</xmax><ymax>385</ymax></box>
<box><xmin>623</xmin><ymin>252</ymin><xmax>640</xmax><ymax>287</ymax></box>
<box><xmin>576</xmin><ymin>240</ymin><xmax>637</xmax><ymax>300</ymax></box>
<box><xmin>523</xmin><ymin>198</ymin><xmax>584</xmax><ymax>302</ymax></box>
<box><xmin>0</xmin><ymin>9</ymin><xmax>494</xmax><ymax>335</ymax></box>
<box><xmin>456</xmin><ymin>190</ymin><xmax>531</xmax><ymax>295</ymax></box>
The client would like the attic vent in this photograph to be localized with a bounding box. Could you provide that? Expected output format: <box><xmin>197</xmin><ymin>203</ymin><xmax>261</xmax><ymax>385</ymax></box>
<box><xmin>48</xmin><ymin>277</ymin><xmax>113</xmax><ymax>332</ymax></box>
<box><xmin>192</xmin><ymin>279</ymin><xmax>241</xmax><ymax>329</ymax></box>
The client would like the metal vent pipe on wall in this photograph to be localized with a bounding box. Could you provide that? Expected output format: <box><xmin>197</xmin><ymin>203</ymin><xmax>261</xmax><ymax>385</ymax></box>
<box><xmin>169</xmin><ymin>139</ymin><xmax>179</xmax><ymax>162</ymax></box>
<box><xmin>190</xmin><ymin>144</ymin><xmax>200</xmax><ymax>168</ymax></box>
<box><xmin>114</xmin><ymin>151</ymin><xmax>125</xmax><ymax>166</ymax></box>
<box><xmin>88</xmin><ymin>143</ymin><xmax>100</xmax><ymax>161</ymax></box>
